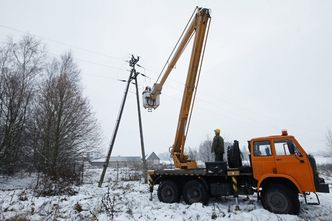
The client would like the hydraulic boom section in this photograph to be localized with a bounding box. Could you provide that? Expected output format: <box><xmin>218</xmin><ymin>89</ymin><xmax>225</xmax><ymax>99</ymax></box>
<box><xmin>143</xmin><ymin>8</ymin><xmax>211</xmax><ymax>169</ymax></box>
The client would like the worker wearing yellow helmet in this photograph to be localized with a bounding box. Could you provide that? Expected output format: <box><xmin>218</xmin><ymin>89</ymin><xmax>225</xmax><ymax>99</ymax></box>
<box><xmin>211</xmin><ymin>128</ymin><xmax>225</xmax><ymax>161</ymax></box>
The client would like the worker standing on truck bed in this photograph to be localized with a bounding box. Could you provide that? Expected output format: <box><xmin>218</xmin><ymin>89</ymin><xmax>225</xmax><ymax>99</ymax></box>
<box><xmin>211</xmin><ymin>128</ymin><xmax>225</xmax><ymax>161</ymax></box>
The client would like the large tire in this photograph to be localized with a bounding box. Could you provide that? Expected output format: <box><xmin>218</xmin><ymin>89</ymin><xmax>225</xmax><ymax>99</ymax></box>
<box><xmin>261</xmin><ymin>183</ymin><xmax>300</xmax><ymax>215</ymax></box>
<box><xmin>183</xmin><ymin>180</ymin><xmax>209</xmax><ymax>205</ymax></box>
<box><xmin>157</xmin><ymin>180</ymin><xmax>180</xmax><ymax>203</ymax></box>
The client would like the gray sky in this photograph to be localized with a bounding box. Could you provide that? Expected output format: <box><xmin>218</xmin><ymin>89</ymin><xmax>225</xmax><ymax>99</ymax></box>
<box><xmin>1</xmin><ymin>0</ymin><xmax>331</xmax><ymax>157</ymax></box>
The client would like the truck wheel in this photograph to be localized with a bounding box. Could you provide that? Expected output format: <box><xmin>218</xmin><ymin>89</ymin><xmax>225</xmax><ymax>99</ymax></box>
<box><xmin>183</xmin><ymin>180</ymin><xmax>209</xmax><ymax>205</ymax></box>
<box><xmin>261</xmin><ymin>183</ymin><xmax>300</xmax><ymax>215</ymax></box>
<box><xmin>157</xmin><ymin>180</ymin><xmax>180</xmax><ymax>203</ymax></box>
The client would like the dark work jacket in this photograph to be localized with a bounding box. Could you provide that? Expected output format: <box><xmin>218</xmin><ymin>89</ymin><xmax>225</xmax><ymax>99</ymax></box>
<box><xmin>212</xmin><ymin>135</ymin><xmax>224</xmax><ymax>154</ymax></box>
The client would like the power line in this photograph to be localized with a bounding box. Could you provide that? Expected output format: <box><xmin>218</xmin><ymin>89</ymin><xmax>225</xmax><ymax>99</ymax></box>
<box><xmin>80</xmin><ymin>73</ymin><xmax>128</xmax><ymax>82</ymax></box>
<box><xmin>46</xmin><ymin>50</ymin><xmax>128</xmax><ymax>73</ymax></box>
<box><xmin>73</xmin><ymin>56</ymin><xmax>128</xmax><ymax>72</ymax></box>
<box><xmin>0</xmin><ymin>37</ymin><xmax>151</xmax><ymax>86</ymax></box>
<box><xmin>0</xmin><ymin>24</ymin><xmax>126</xmax><ymax>61</ymax></box>
<box><xmin>0</xmin><ymin>24</ymin><xmax>166</xmax><ymax>84</ymax></box>
<box><xmin>0</xmin><ymin>24</ymin><xmax>281</xmax><ymax>129</ymax></box>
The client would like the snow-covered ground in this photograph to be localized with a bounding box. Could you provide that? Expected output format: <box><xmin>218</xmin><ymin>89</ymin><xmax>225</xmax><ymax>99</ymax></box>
<box><xmin>0</xmin><ymin>167</ymin><xmax>331</xmax><ymax>221</ymax></box>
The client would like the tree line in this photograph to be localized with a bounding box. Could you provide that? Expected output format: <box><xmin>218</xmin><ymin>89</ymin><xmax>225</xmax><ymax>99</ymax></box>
<box><xmin>327</xmin><ymin>129</ymin><xmax>332</xmax><ymax>154</ymax></box>
<box><xmin>186</xmin><ymin>138</ymin><xmax>241</xmax><ymax>162</ymax></box>
<box><xmin>0</xmin><ymin>35</ymin><xmax>100</xmax><ymax>179</ymax></box>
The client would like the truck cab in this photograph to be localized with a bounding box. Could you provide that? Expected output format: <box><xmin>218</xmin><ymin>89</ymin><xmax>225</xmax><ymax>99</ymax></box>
<box><xmin>249</xmin><ymin>130</ymin><xmax>329</xmax><ymax>214</ymax></box>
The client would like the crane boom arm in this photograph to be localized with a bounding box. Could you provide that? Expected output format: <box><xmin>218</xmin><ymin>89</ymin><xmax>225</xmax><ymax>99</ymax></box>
<box><xmin>149</xmin><ymin>12</ymin><xmax>197</xmax><ymax>100</ymax></box>
<box><xmin>143</xmin><ymin>8</ymin><xmax>211</xmax><ymax>169</ymax></box>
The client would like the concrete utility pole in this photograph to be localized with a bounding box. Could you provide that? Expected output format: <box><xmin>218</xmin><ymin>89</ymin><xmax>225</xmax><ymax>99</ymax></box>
<box><xmin>134</xmin><ymin>73</ymin><xmax>148</xmax><ymax>183</ymax></box>
<box><xmin>98</xmin><ymin>55</ymin><xmax>147</xmax><ymax>187</ymax></box>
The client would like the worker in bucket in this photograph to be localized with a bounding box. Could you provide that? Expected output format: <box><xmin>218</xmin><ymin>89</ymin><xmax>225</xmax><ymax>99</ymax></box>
<box><xmin>211</xmin><ymin>128</ymin><xmax>225</xmax><ymax>161</ymax></box>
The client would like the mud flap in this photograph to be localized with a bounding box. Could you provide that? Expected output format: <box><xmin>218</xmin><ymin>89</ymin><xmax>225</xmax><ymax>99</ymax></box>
<box><xmin>304</xmin><ymin>192</ymin><xmax>320</xmax><ymax>205</ymax></box>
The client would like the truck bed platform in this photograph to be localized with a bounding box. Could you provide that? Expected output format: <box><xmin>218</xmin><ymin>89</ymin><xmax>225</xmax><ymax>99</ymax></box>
<box><xmin>149</xmin><ymin>166</ymin><xmax>252</xmax><ymax>177</ymax></box>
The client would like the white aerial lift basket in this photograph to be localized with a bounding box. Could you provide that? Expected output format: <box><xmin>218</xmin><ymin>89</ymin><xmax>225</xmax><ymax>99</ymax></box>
<box><xmin>142</xmin><ymin>86</ymin><xmax>160</xmax><ymax>111</ymax></box>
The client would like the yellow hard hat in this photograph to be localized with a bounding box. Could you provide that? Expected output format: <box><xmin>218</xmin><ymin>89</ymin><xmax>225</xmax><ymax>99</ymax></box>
<box><xmin>214</xmin><ymin>128</ymin><xmax>221</xmax><ymax>134</ymax></box>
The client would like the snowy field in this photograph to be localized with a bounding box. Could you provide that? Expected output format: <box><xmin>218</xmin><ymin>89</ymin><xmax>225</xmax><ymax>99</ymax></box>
<box><xmin>0</xmin><ymin>166</ymin><xmax>331</xmax><ymax>221</ymax></box>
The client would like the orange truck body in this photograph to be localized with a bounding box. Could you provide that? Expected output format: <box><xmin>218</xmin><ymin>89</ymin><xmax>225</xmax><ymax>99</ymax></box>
<box><xmin>250</xmin><ymin>133</ymin><xmax>319</xmax><ymax>193</ymax></box>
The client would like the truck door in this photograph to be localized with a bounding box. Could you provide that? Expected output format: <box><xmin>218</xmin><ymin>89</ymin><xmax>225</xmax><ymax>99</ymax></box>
<box><xmin>273</xmin><ymin>139</ymin><xmax>314</xmax><ymax>192</ymax></box>
<box><xmin>251</xmin><ymin>140</ymin><xmax>275</xmax><ymax>181</ymax></box>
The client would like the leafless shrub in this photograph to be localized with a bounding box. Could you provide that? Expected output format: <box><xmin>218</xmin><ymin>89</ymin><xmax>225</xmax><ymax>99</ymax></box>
<box><xmin>34</xmin><ymin>175</ymin><xmax>78</xmax><ymax>196</ymax></box>
<box><xmin>121</xmin><ymin>172</ymin><xmax>141</xmax><ymax>181</ymax></box>
<box><xmin>5</xmin><ymin>214</ymin><xmax>29</xmax><ymax>221</ymax></box>
<box><xmin>101</xmin><ymin>187</ymin><xmax>120</xmax><ymax>221</ymax></box>
<box><xmin>89</xmin><ymin>211</ymin><xmax>99</xmax><ymax>221</ymax></box>
<box><xmin>18</xmin><ymin>190</ymin><xmax>28</xmax><ymax>201</ymax></box>
<box><xmin>126</xmin><ymin>207</ymin><xmax>133</xmax><ymax>217</ymax></box>
<box><xmin>318</xmin><ymin>164</ymin><xmax>332</xmax><ymax>176</ymax></box>
<box><xmin>121</xmin><ymin>165</ymin><xmax>142</xmax><ymax>181</ymax></box>
<box><xmin>74</xmin><ymin>202</ymin><xmax>83</xmax><ymax>212</ymax></box>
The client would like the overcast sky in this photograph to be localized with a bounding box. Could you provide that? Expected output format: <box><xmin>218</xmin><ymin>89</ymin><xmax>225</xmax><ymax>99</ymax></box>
<box><xmin>1</xmin><ymin>0</ymin><xmax>331</xmax><ymax>157</ymax></box>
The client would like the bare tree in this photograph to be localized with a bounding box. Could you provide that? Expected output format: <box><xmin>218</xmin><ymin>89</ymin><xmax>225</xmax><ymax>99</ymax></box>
<box><xmin>196</xmin><ymin>137</ymin><xmax>233</xmax><ymax>162</ymax></box>
<box><xmin>186</xmin><ymin>147</ymin><xmax>198</xmax><ymax>161</ymax></box>
<box><xmin>0</xmin><ymin>36</ymin><xmax>45</xmax><ymax>174</ymax></box>
<box><xmin>197</xmin><ymin>137</ymin><xmax>214</xmax><ymax>162</ymax></box>
<box><xmin>327</xmin><ymin>129</ymin><xmax>332</xmax><ymax>155</ymax></box>
<box><xmin>33</xmin><ymin>53</ymin><xmax>100</xmax><ymax>179</ymax></box>
<box><xmin>241</xmin><ymin>145</ymin><xmax>250</xmax><ymax>164</ymax></box>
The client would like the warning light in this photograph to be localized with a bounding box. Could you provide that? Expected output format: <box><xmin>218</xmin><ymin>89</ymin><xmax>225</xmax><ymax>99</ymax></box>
<box><xmin>281</xmin><ymin>129</ymin><xmax>288</xmax><ymax>136</ymax></box>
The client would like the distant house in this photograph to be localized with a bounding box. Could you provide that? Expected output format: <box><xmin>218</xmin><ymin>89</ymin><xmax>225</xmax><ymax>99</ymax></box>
<box><xmin>89</xmin><ymin>159</ymin><xmax>105</xmax><ymax>168</ymax></box>
<box><xmin>89</xmin><ymin>156</ymin><xmax>142</xmax><ymax>168</ymax></box>
<box><xmin>146</xmin><ymin>152</ymin><xmax>160</xmax><ymax>168</ymax></box>
<box><xmin>89</xmin><ymin>152</ymin><xmax>161</xmax><ymax>169</ymax></box>
<box><xmin>109</xmin><ymin>156</ymin><xmax>141</xmax><ymax>168</ymax></box>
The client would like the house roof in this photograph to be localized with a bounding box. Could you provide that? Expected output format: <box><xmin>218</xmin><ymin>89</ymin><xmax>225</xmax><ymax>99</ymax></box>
<box><xmin>91</xmin><ymin>156</ymin><xmax>141</xmax><ymax>163</ymax></box>
<box><xmin>110</xmin><ymin>156</ymin><xmax>141</xmax><ymax>161</ymax></box>
<box><xmin>147</xmin><ymin>152</ymin><xmax>160</xmax><ymax>161</ymax></box>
